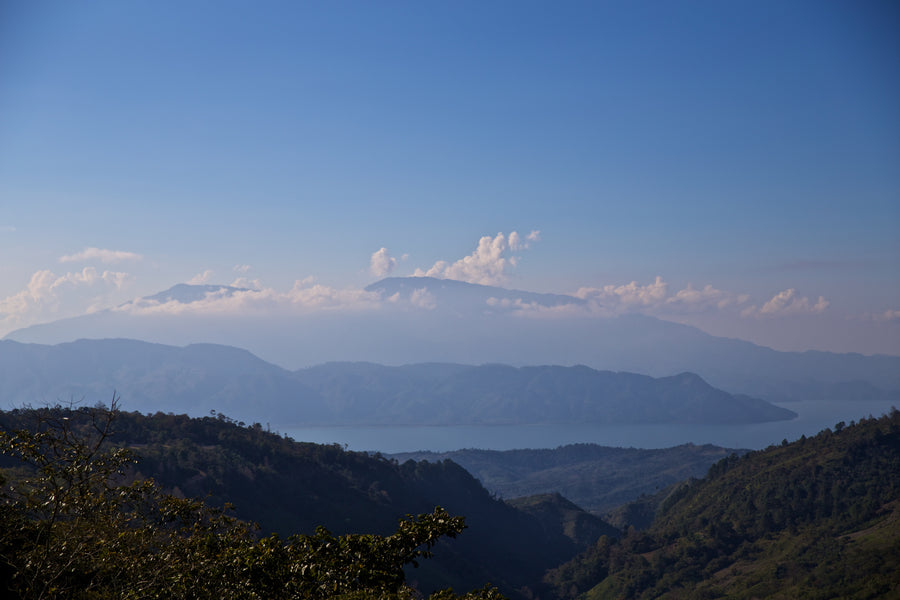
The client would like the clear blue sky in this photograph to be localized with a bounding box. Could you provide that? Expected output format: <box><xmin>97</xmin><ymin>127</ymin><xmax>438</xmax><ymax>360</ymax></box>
<box><xmin>1</xmin><ymin>1</ymin><xmax>898</xmax><ymax>354</ymax></box>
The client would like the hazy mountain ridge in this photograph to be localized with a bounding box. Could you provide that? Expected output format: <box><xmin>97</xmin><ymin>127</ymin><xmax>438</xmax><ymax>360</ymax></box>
<box><xmin>0</xmin><ymin>339</ymin><xmax>794</xmax><ymax>426</ymax></box>
<box><xmin>294</xmin><ymin>362</ymin><xmax>796</xmax><ymax>425</ymax></box>
<box><xmin>5</xmin><ymin>279</ymin><xmax>899</xmax><ymax>406</ymax></box>
<box><xmin>0</xmin><ymin>338</ymin><xmax>327</xmax><ymax>424</ymax></box>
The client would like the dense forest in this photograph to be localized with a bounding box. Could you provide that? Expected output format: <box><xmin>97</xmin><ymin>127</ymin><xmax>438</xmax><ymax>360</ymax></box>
<box><xmin>543</xmin><ymin>409</ymin><xmax>900</xmax><ymax>599</ymax></box>
<box><xmin>2</xmin><ymin>403</ymin><xmax>898</xmax><ymax>598</ymax></box>
<box><xmin>393</xmin><ymin>444</ymin><xmax>740</xmax><ymax>516</ymax></box>
<box><xmin>0</xmin><ymin>403</ymin><xmax>506</xmax><ymax>599</ymax></box>
<box><xmin>0</xmin><ymin>403</ymin><xmax>606</xmax><ymax>598</ymax></box>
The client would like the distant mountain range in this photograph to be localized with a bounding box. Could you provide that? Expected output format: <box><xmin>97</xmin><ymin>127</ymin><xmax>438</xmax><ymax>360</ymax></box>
<box><xmin>0</xmin><ymin>338</ymin><xmax>794</xmax><ymax>427</ymax></box>
<box><xmin>5</xmin><ymin>278</ymin><xmax>900</xmax><ymax>405</ymax></box>
<box><xmin>295</xmin><ymin>362</ymin><xmax>795</xmax><ymax>425</ymax></box>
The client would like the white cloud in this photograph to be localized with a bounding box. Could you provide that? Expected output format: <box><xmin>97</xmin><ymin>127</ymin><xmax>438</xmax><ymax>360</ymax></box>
<box><xmin>575</xmin><ymin>277</ymin><xmax>669</xmax><ymax>309</ymax></box>
<box><xmin>486</xmin><ymin>295</ymin><xmax>588</xmax><ymax>319</ymax></box>
<box><xmin>412</xmin><ymin>231</ymin><xmax>540</xmax><ymax>285</ymax></box>
<box><xmin>233</xmin><ymin>264</ymin><xmax>252</xmax><ymax>274</ymax></box>
<box><xmin>483</xmin><ymin>276</ymin><xmax>826</xmax><ymax>323</ymax></box>
<box><xmin>665</xmin><ymin>284</ymin><xmax>749</xmax><ymax>313</ymax></box>
<box><xmin>878</xmin><ymin>309</ymin><xmax>900</xmax><ymax>321</ymax></box>
<box><xmin>59</xmin><ymin>247</ymin><xmax>143</xmax><ymax>264</ymax></box>
<box><xmin>230</xmin><ymin>277</ymin><xmax>262</xmax><ymax>290</ymax></box>
<box><xmin>509</xmin><ymin>229</ymin><xmax>540</xmax><ymax>251</ymax></box>
<box><xmin>117</xmin><ymin>278</ymin><xmax>383</xmax><ymax>317</ymax></box>
<box><xmin>0</xmin><ymin>225</ymin><xmax>16</xmax><ymax>233</ymax></box>
<box><xmin>370</xmin><ymin>248</ymin><xmax>397</xmax><ymax>277</ymax></box>
<box><xmin>742</xmin><ymin>289</ymin><xmax>830</xmax><ymax>318</ymax></box>
<box><xmin>409</xmin><ymin>287</ymin><xmax>437</xmax><ymax>310</ymax></box>
<box><xmin>187</xmin><ymin>270</ymin><xmax>214</xmax><ymax>284</ymax></box>
<box><xmin>0</xmin><ymin>267</ymin><xmax>132</xmax><ymax>334</ymax></box>
<box><xmin>566</xmin><ymin>278</ymin><xmax>831</xmax><ymax>322</ymax></box>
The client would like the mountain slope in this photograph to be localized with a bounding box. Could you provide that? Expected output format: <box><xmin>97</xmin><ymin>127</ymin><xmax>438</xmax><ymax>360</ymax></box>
<box><xmin>0</xmin><ymin>407</ymin><xmax>604</xmax><ymax>599</ymax></box>
<box><xmin>544</xmin><ymin>409</ymin><xmax>900</xmax><ymax>599</ymax></box>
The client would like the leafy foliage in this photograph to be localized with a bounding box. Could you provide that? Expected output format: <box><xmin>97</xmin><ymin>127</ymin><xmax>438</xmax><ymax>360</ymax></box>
<box><xmin>0</xmin><ymin>401</ymin><xmax>504</xmax><ymax>599</ymax></box>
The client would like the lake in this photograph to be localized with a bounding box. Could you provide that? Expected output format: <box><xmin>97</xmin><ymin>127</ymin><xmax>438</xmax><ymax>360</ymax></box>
<box><xmin>281</xmin><ymin>399</ymin><xmax>897</xmax><ymax>454</ymax></box>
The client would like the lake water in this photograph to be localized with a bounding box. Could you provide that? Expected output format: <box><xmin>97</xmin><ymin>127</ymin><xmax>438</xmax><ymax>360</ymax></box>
<box><xmin>280</xmin><ymin>399</ymin><xmax>898</xmax><ymax>453</ymax></box>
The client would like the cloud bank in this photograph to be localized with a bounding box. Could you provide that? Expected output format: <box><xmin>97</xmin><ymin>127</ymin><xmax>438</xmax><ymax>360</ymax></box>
<box><xmin>117</xmin><ymin>277</ymin><xmax>382</xmax><ymax>317</ymax></box>
<box><xmin>741</xmin><ymin>289</ymin><xmax>829</xmax><ymax>318</ymax></box>
<box><xmin>500</xmin><ymin>278</ymin><xmax>826</xmax><ymax>322</ymax></box>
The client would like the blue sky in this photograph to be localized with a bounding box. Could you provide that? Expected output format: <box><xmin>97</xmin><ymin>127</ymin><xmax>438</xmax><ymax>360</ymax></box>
<box><xmin>1</xmin><ymin>1</ymin><xmax>898</xmax><ymax>354</ymax></box>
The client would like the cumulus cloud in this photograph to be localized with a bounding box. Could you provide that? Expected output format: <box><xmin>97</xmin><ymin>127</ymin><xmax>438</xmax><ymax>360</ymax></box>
<box><xmin>187</xmin><ymin>270</ymin><xmax>214</xmax><ymax>284</ymax></box>
<box><xmin>742</xmin><ymin>289</ymin><xmax>830</xmax><ymax>318</ymax></box>
<box><xmin>233</xmin><ymin>264</ymin><xmax>252</xmax><ymax>274</ymax></box>
<box><xmin>413</xmin><ymin>231</ymin><xmax>540</xmax><ymax>285</ymax></box>
<box><xmin>0</xmin><ymin>267</ymin><xmax>132</xmax><ymax>334</ymax></box>
<box><xmin>508</xmin><ymin>229</ymin><xmax>540</xmax><ymax>251</ymax></box>
<box><xmin>230</xmin><ymin>277</ymin><xmax>262</xmax><ymax>290</ymax></box>
<box><xmin>59</xmin><ymin>247</ymin><xmax>143</xmax><ymax>264</ymax></box>
<box><xmin>370</xmin><ymin>248</ymin><xmax>397</xmax><ymax>277</ymax></box>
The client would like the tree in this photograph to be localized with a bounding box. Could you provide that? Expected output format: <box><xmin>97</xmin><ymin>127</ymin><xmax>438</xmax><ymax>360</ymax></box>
<box><xmin>0</xmin><ymin>401</ymin><xmax>504</xmax><ymax>599</ymax></box>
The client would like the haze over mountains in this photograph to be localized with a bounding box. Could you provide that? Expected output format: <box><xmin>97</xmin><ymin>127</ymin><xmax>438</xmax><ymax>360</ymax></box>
<box><xmin>5</xmin><ymin>278</ymin><xmax>899</xmax><ymax>408</ymax></box>
<box><xmin>0</xmin><ymin>338</ymin><xmax>794</xmax><ymax>427</ymax></box>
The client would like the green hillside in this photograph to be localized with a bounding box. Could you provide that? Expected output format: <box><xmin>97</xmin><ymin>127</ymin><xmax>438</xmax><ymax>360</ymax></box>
<box><xmin>544</xmin><ymin>409</ymin><xmax>900</xmax><ymax>599</ymax></box>
<box><xmin>0</xmin><ymin>404</ymin><xmax>605</xmax><ymax>599</ymax></box>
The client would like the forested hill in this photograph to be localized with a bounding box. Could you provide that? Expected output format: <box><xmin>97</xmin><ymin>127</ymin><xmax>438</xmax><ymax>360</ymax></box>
<box><xmin>544</xmin><ymin>409</ymin><xmax>900</xmax><ymax>599</ymax></box>
<box><xmin>392</xmin><ymin>444</ymin><xmax>741</xmax><ymax>515</ymax></box>
<box><xmin>0</xmin><ymin>407</ymin><xmax>604</xmax><ymax>599</ymax></box>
